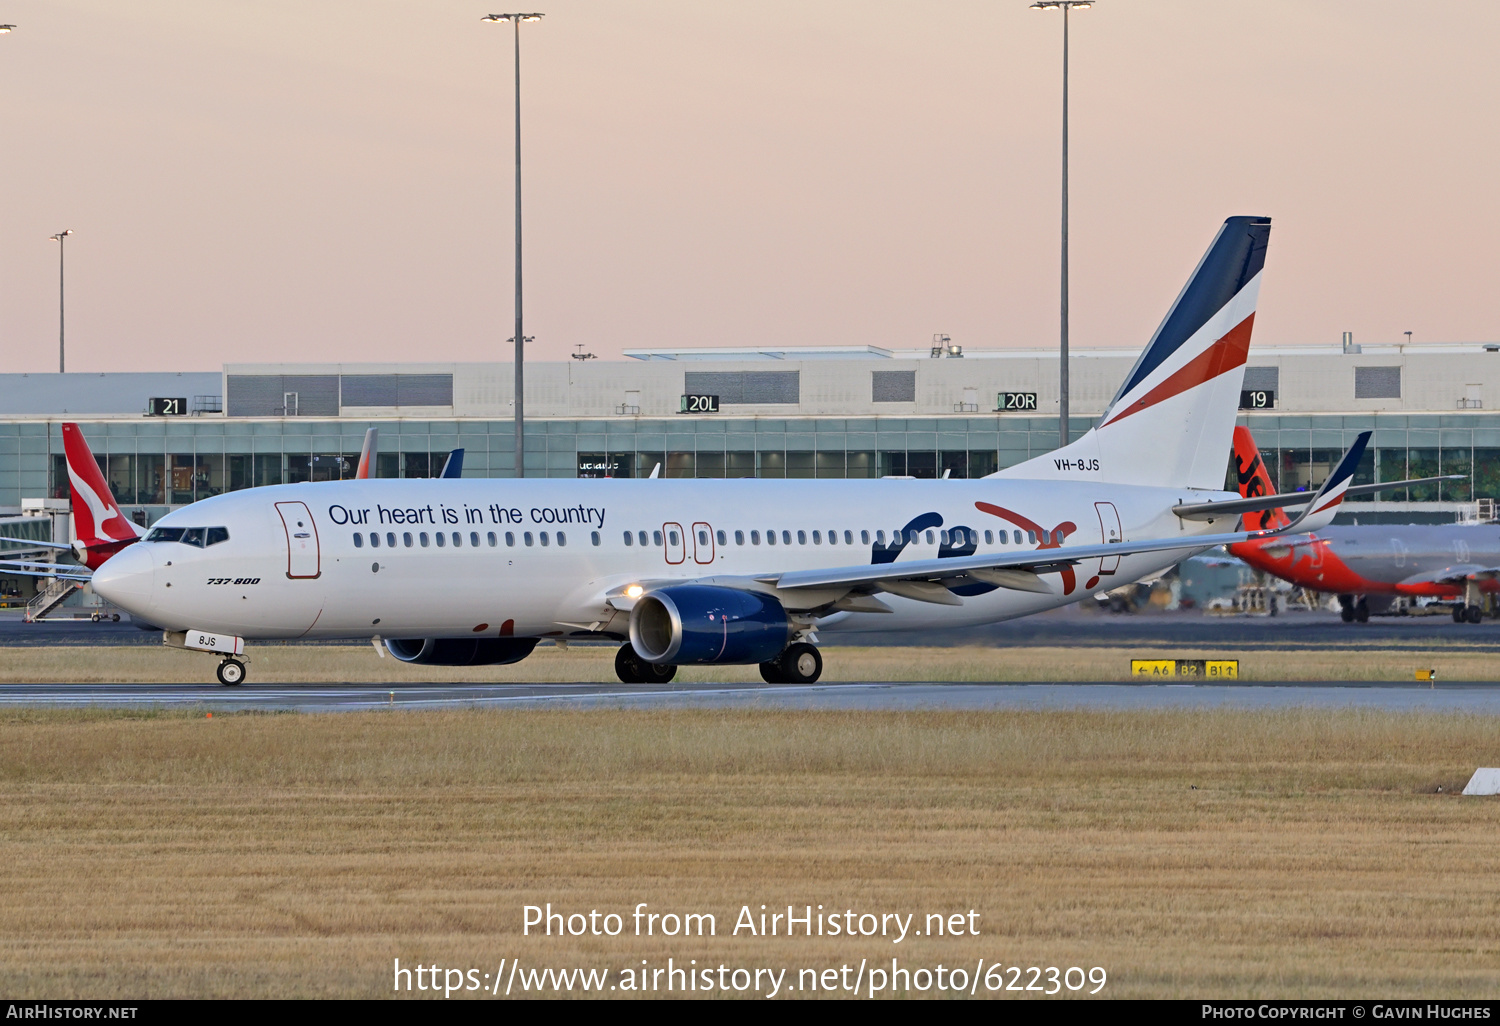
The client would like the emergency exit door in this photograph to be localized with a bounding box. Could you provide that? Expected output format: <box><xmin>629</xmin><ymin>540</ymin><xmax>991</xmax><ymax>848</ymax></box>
<box><xmin>275</xmin><ymin>501</ymin><xmax>321</xmax><ymax>579</ymax></box>
<box><xmin>1095</xmin><ymin>502</ymin><xmax>1122</xmax><ymax>575</ymax></box>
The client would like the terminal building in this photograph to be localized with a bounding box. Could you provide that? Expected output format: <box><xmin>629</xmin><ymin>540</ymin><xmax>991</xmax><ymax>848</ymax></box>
<box><xmin>0</xmin><ymin>342</ymin><xmax>1496</xmax><ymax>583</ymax></box>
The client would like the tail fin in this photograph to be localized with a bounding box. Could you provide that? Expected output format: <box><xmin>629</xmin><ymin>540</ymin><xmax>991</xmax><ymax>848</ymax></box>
<box><xmin>998</xmin><ymin>215</ymin><xmax>1271</xmax><ymax>489</ymax></box>
<box><xmin>355</xmin><ymin>427</ymin><xmax>378</xmax><ymax>479</ymax></box>
<box><xmin>438</xmin><ymin>449</ymin><xmax>464</xmax><ymax>479</ymax></box>
<box><xmin>62</xmin><ymin>423</ymin><xmax>144</xmax><ymax>569</ymax></box>
<box><xmin>1231</xmin><ymin>426</ymin><xmax>1290</xmax><ymax>531</ymax></box>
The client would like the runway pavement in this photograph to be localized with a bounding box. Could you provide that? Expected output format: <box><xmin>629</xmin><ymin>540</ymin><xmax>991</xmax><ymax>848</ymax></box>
<box><xmin>3</xmin><ymin>680</ymin><xmax>1499</xmax><ymax>713</ymax></box>
<box><xmin>3</xmin><ymin>607</ymin><xmax>1498</xmax><ymax>650</ymax></box>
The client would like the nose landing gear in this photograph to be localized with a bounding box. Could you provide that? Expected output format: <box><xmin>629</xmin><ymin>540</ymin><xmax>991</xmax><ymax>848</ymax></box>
<box><xmin>216</xmin><ymin>658</ymin><xmax>246</xmax><ymax>686</ymax></box>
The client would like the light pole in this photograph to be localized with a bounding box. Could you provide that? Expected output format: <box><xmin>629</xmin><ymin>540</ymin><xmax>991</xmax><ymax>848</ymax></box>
<box><xmin>484</xmin><ymin>12</ymin><xmax>543</xmax><ymax>478</ymax></box>
<box><xmin>49</xmin><ymin>230</ymin><xmax>73</xmax><ymax>373</ymax></box>
<box><xmin>1030</xmin><ymin>0</ymin><xmax>1091</xmax><ymax>449</ymax></box>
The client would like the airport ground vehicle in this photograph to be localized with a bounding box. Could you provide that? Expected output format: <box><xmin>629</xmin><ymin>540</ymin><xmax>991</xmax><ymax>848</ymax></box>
<box><xmin>83</xmin><ymin>216</ymin><xmax>1368</xmax><ymax>684</ymax></box>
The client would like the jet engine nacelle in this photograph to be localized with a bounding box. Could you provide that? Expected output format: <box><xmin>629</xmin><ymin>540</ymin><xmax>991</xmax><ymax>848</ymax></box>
<box><xmin>630</xmin><ymin>585</ymin><xmax>791</xmax><ymax>665</ymax></box>
<box><xmin>385</xmin><ymin>637</ymin><xmax>538</xmax><ymax>666</ymax></box>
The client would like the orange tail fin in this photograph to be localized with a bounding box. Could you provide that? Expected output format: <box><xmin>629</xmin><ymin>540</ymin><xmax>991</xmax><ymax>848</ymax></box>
<box><xmin>1231</xmin><ymin>426</ymin><xmax>1290</xmax><ymax>531</ymax></box>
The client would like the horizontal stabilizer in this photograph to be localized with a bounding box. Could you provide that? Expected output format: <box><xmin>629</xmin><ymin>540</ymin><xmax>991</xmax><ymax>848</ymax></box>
<box><xmin>1175</xmin><ymin>474</ymin><xmax>1465</xmax><ymax>521</ymax></box>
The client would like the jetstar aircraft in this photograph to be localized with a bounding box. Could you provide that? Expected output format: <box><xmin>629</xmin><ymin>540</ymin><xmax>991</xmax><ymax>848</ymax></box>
<box><xmin>1224</xmin><ymin>427</ymin><xmax>1493</xmax><ymax>624</ymax></box>
<box><xmin>88</xmin><ymin>215</ymin><xmax>1360</xmax><ymax>686</ymax></box>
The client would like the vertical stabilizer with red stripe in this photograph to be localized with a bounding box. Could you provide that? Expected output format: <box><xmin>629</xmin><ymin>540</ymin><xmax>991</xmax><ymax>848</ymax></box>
<box><xmin>997</xmin><ymin>216</ymin><xmax>1271</xmax><ymax>490</ymax></box>
<box><xmin>63</xmin><ymin>423</ymin><xmax>145</xmax><ymax>569</ymax></box>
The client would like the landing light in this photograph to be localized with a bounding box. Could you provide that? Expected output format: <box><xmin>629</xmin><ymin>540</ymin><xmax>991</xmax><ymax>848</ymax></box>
<box><xmin>625</xmin><ymin>584</ymin><xmax>644</xmax><ymax>599</ymax></box>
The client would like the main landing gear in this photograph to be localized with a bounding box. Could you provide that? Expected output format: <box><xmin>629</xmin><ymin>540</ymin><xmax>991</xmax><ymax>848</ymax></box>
<box><xmin>216</xmin><ymin>658</ymin><xmax>247</xmax><ymax>686</ymax></box>
<box><xmin>759</xmin><ymin>642</ymin><xmax>823</xmax><ymax>685</ymax></box>
<box><xmin>1338</xmin><ymin>595</ymin><xmax>1370</xmax><ymax>623</ymax></box>
<box><xmin>614</xmin><ymin>643</ymin><xmax>677</xmax><ymax>684</ymax></box>
<box><xmin>1453</xmin><ymin>604</ymin><xmax>1483</xmax><ymax>624</ymax></box>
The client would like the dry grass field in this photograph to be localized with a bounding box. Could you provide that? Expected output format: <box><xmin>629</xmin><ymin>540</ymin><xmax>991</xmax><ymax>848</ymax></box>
<box><xmin>1</xmin><ymin>707</ymin><xmax>1499</xmax><ymax>998</ymax></box>
<box><xmin>0</xmin><ymin>640</ymin><xmax>1494</xmax><ymax>683</ymax></box>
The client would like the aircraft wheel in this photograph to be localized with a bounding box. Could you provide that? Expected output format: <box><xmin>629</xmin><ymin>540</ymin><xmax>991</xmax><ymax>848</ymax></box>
<box><xmin>1340</xmin><ymin>606</ymin><xmax>1354</xmax><ymax>623</ymax></box>
<box><xmin>642</xmin><ymin>660</ymin><xmax>677</xmax><ymax>684</ymax></box>
<box><xmin>1467</xmin><ymin>605</ymin><xmax>1483</xmax><ymax>624</ymax></box>
<box><xmin>778</xmin><ymin>643</ymin><xmax>823</xmax><ymax>684</ymax></box>
<box><xmin>112</xmin><ymin>613</ymin><xmax>121</xmax><ymax>622</ymax></box>
<box><xmin>1354</xmin><ymin>600</ymin><xmax>1369</xmax><ymax>623</ymax></box>
<box><xmin>1453</xmin><ymin>605</ymin><xmax>1465</xmax><ymax>623</ymax></box>
<box><xmin>216</xmin><ymin>658</ymin><xmax>246</xmax><ymax>687</ymax></box>
<box><xmin>759</xmin><ymin>661</ymin><xmax>787</xmax><ymax>684</ymax></box>
<box><xmin>614</xmin><ymin>644</ymin><xmax>646</xmax><ymax>684</ymax></box>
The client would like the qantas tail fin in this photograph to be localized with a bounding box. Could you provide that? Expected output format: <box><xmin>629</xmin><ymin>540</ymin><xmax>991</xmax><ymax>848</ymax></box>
<box><xmin>1231</xmin><ymin>427</ymin><xmax>1290</xmax><ymax>531</ymax></box>
<box><xmin>62</xmin><ymin>423</ymin><xmax>144</xmax><ymax>569</ymax></box>
<box><xmin>998</xmin><ymin>215</ymin><xmax>1271</xmax><ymax>490</ymax></box>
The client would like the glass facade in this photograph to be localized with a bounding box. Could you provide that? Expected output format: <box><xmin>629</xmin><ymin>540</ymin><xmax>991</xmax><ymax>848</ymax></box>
<box><xmin>3</xmin><ymin>413</ymin><xmax>1497</xmax><ymax>522</ymax></box>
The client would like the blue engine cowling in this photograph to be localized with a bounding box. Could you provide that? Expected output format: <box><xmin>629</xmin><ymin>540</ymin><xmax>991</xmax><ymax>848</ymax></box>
<box><xmin>386</xmin><ymin>637</ymin><xmax>538</xmax><ymax>666</ymax></box>
<box><xmin>630</xmin><ymin>585</ymin><xmax>791</xmax><ymax>665</ymax></box>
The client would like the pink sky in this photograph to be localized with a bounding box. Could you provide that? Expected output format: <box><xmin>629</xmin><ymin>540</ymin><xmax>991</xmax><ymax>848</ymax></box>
<box><xmin>1</xmin><ymin>1</ymin><xmax>1497</xmax><ymax>373</ymax></box>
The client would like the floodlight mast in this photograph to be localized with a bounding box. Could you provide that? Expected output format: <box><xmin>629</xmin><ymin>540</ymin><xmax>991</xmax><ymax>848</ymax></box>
<box><xmin>484</xmin><ymin>13</ymin><xmax>544</xmax><ymax>478</ymax></box>
<box><xmin>1030</xmin><ymin>0</ymin><xmax>1091</xmax><ymax>448</ymax></box>
<box><xmin>49</xmin><ymin>230</ymin><xmax>74</xmax><ymax>373</ymax></box>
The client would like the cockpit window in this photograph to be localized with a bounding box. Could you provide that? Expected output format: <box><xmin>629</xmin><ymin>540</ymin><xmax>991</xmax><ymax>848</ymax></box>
<box><xmin>144</xmin><ymin>526</ymin><xmax>230</xmax><ymax>546</ymax></box>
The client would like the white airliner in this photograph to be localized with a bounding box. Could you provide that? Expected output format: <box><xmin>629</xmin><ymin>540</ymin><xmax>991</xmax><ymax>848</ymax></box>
<box><xmin>89</xmin><ymin>216</ymin><xmax>1356</xmax><ymax>686</ymax></box>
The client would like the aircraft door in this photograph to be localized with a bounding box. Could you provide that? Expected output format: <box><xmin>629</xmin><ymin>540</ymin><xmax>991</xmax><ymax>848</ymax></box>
<box><xmin>692</xmin><ymin>522</ymin><xmax>715</xmax><ymax>565</ymax></box>
<box><xmin>275</xmin><ymin>501</ymin><xmax>321</xmax><ymax>579</ymax></box>
<box><xmin>663</xmin><ymin>522</ymin><xmax>685</xmax><ymax>565</ymax></box>
<box><xmin>1391</xmin><ymin>538</ymin><xmax>1407</xmax><ymax>569</ymax></box>
<box><xmin>1095</xmin><ymin>502</ymin><xmax>1122</xmax><ymax>575</ymax></box>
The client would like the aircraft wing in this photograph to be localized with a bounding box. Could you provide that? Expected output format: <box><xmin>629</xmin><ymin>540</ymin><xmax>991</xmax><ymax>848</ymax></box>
<box><xmin>761</xmin><ymin>526</ymin><xmax>1274</xmax><ymax>595</ymax></box>
<box><xmin>1172</xmin><ymin>475</ymin><xmax>1463</xmax><ymax>521</ymax></box>
<box><xmin>1397</xmin><ymin>565</ymin><xmax>1500</xmax><ymax>588</ymax></box>
<box><xmin>0</xmin><ymin>537</ymin><xmax>72</xmax><ymax>551</ymax></box>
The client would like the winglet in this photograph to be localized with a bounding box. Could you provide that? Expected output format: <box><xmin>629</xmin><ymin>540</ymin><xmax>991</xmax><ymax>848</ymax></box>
<box><xmin>1279</xmin><ymin>431</ymin><xmax>1370</xmax><ymax>533</ymax></box>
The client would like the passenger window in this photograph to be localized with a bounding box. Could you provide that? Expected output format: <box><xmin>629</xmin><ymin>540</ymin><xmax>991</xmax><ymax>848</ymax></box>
<box><xmin>1054</xmin><ymin>529</ymin><xmax>1065</xmax><ymax>544</ymax></box>
<box><xmin>845</xmin><ymin>530</ymin><xmax>854</xmax><ymax>545</ymax></box>
<box><xmin>862</xmin><ymin>530</ymin><xmax>870</xmax><ymax>545</ymax></box>
<box><xmin>470</xmin><ymin>532</ymin><xmax>480</xmax><ymax>547</ymax></box>
<box><xmin>811</xmin><ymin>531</ymin><xmax>820</xmax><ymax>545</ymax></box>
<box><xmin>524</xmin><ymin>532</ymin><xmax>533</xmax><ymax>547</ymax></box>
<box><xmin>452</xmin><ymin>532</ymin><xmax>461</xmax><ymax>547</ymax></box>
<box><xmin>591</xmin><ymin>531</ymin><xmax>600</xmax><ymax>546</ymax></box>
<box><xmin>735</xmin><ymin>530</ymin><xmax>745</xmax><ymax>545</ymax></box>
<box><xmin>403</xmin><ymin>532</ymin><xmax>413</xmax><ymax>547</ymax></box>
<box><xmin>368</xmin><ymin>532</ymin><xmax>379</xmax><ymax>548</ymax></box>
<box><xmin>505</xmin><ymin>532</ymin><xmax>515</xmax><ymax>546</ymax></box>
<box><xmin>939</xmin><ymin>530</ymin><xmax>949</xmax><ymax>546</ymax></box>
<box><xmin>716</xmin><ymin>530</ymin><xmax>727</xmax><ymax>545</ymax></box>
<box><xmin>426</xmin><ymin>533</ymin><xmax>435</xmax><ymax>547</ymax></box>
<box><xmin>487</xmin><ymin>532</ymin><xmax>497</xmax><ymax>546</ymax></box>
<box><xmin>540</xmin><ymin>532</ymin><xmax>550</xmax><ymax>546</ymax></box>
<box><xmin>984</xmin><ymin>530</ymin><xmax>993</xmax><ymax>544</ymax></box>
<box><xmin>556</xmin><ymin>532</ymin><xmax>566</xmax><ymax>546</ymax></box>
<box><xmin>387</xmin><ymin>533</ymin><xmax>397</xmax><ymax>548</ymax></box>
<box><xmin>751</xmin><ymin>530</ymin><xmax>760</xmax><ymax>545</ymax></box>
<box><xmin>624</xmin><ymin>532</ymin><xmax>634</xmax><ymax>546</ymax></box>
<box><xmin>1027</xmin><ymin>531</ymin><xmax>1036</xmax><ymax>544</ymax></box>
<box><xmin>206</xmin><ymin>527</ymin><xmax>229</xmax><ymax>546</ymax></box>
<box><xmin>638</xmin><ymin>531</ymin><xmax>648</xmax><ymax>546</ymax></box>
<box><xmin>653</xmin><ymin>531</ymin><xmax>663</xmax><ymax>546</ymax></box>
<box><xmin>766</xmin><ymin>531</ymin><xmax>776</xmax><ymax>546</ymax></box>
<box><xmin>353</xmin><ymin>532</ymin><xmax>364</xmax><ymax>548</ymax></box>
<box><xmin>875</xmin><ymin>530</ymin><xmax>885</xmax><ymax>545</ymax></box>
<box><xmin>698</xmin><ymin>530</ymin><xmax>709</xmax><ymax>545</ymax></box>
<box><xmin>782</xmin><ymin>531</ymin><xmax>791</xmax><ymax>545</ymax></box>
<box><xmin>925</xmin><ymin>530</ymin><xmax>935</xmax><ymax>545</ymax></box>
<box><xmin>827</xmin><ymin>530</ymin><xmax>836</xmax><ymax>545</ymax></box>
<box><xmin>668</xmin><ymin>530</ymin><xmax>679</xmax><ymax>545</ymax></box>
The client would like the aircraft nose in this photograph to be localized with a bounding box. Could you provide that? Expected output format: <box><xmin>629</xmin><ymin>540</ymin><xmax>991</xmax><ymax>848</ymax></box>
<box><xmin>91</xmin><ymin>543</ymin><xmax>155</xmax><ymax>614</ymax></box>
